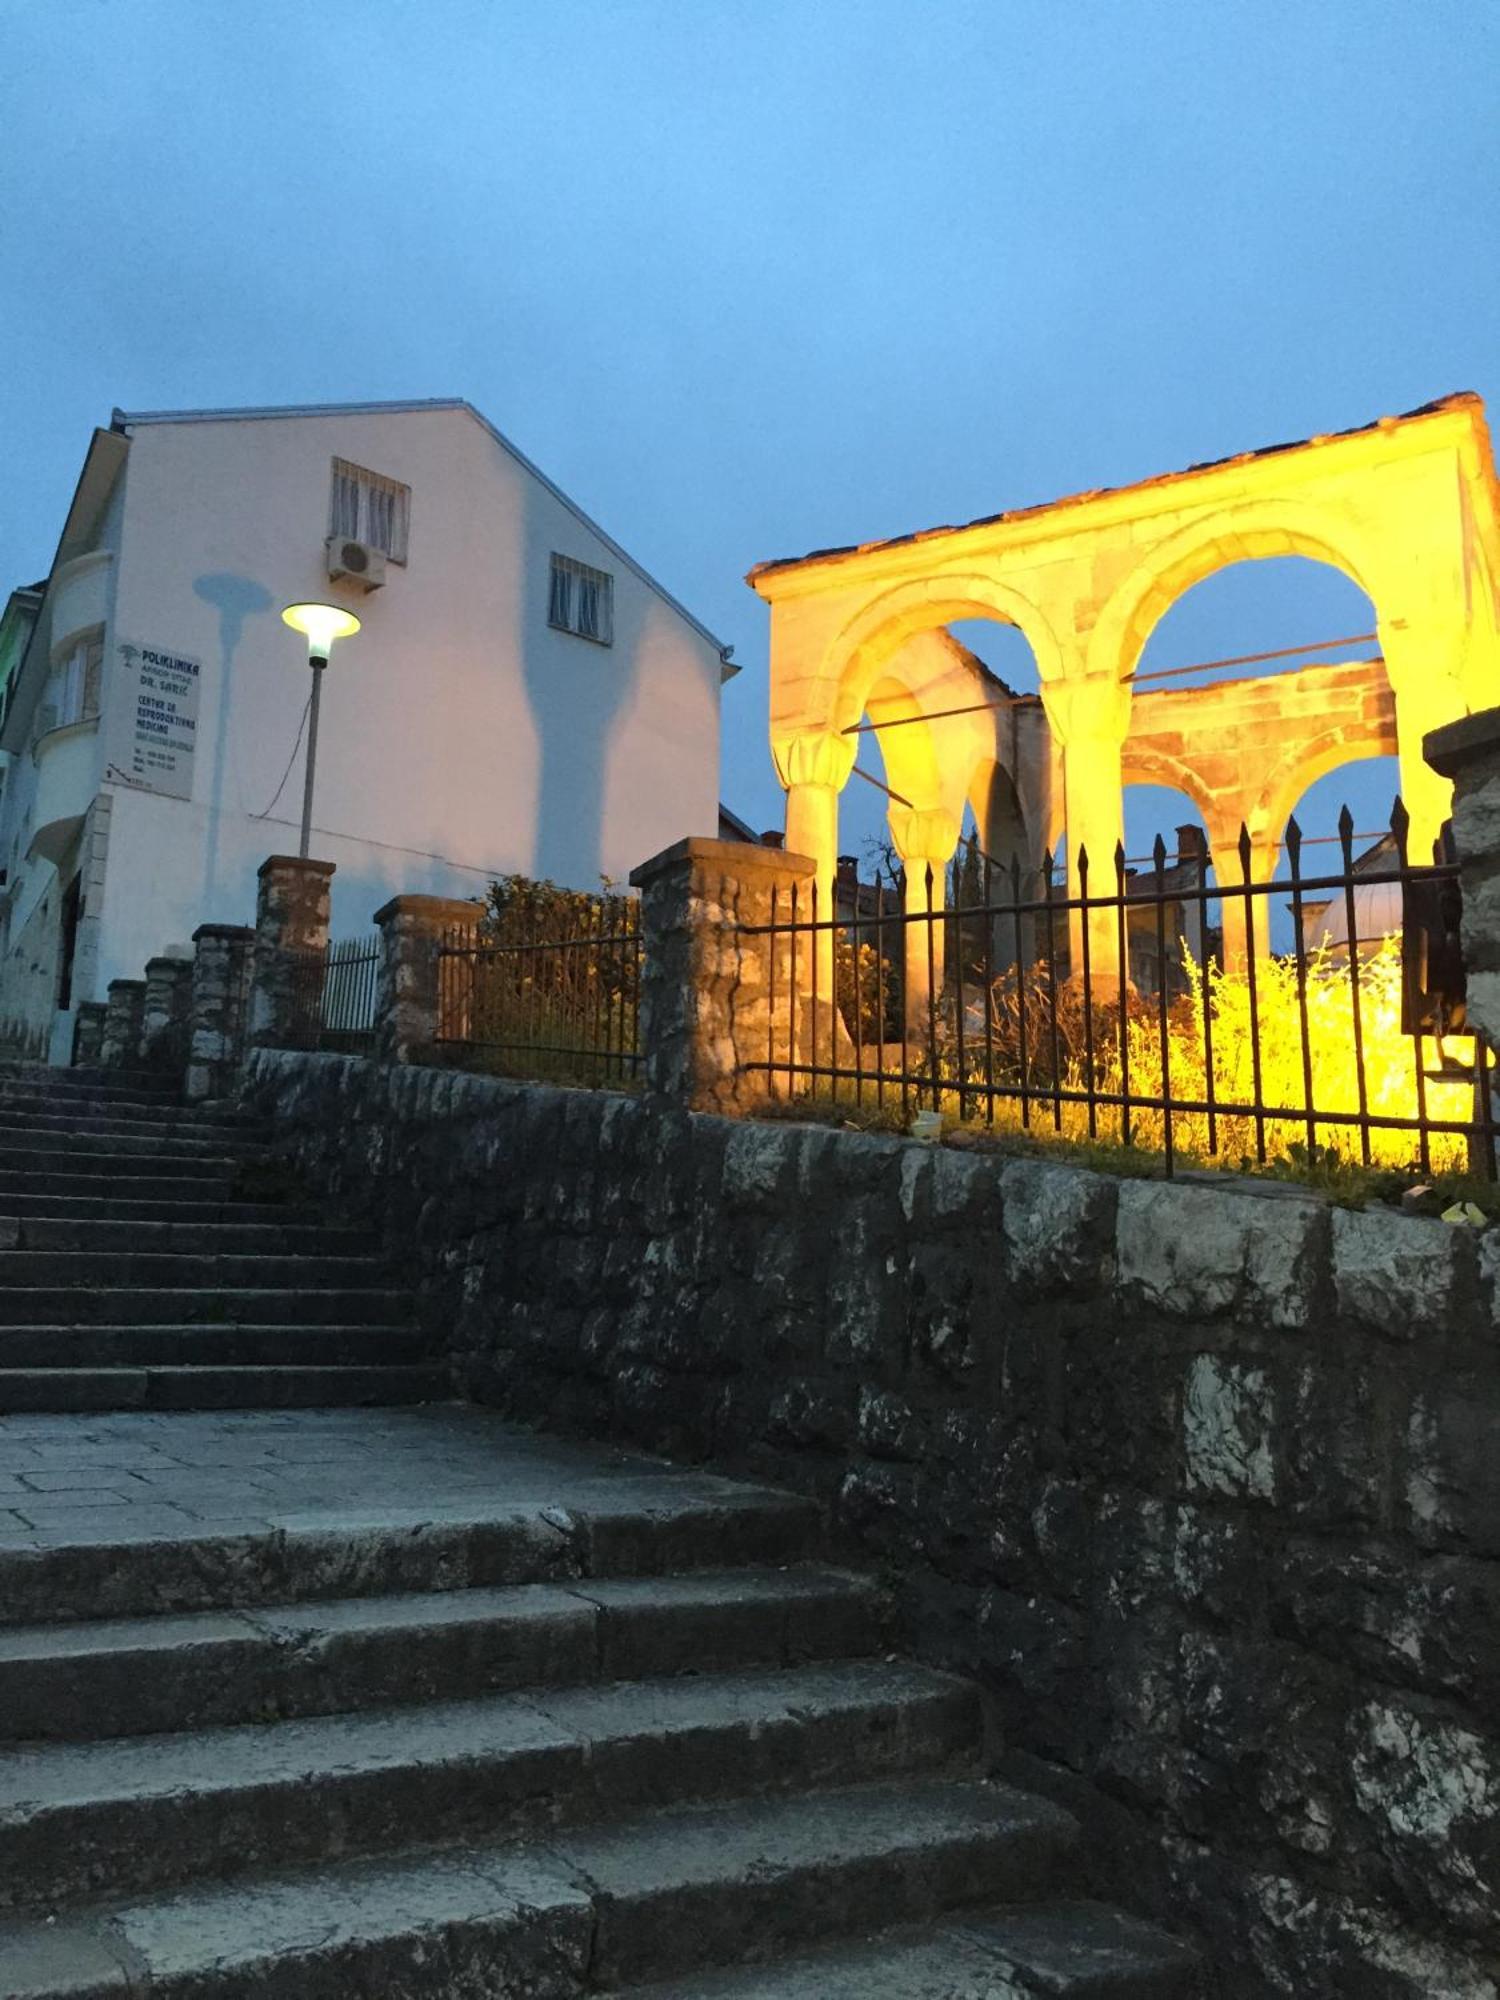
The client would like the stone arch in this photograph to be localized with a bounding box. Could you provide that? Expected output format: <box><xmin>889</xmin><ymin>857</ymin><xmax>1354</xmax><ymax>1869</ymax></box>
<box><xmin>1088</xmin><ymin>500</ymin><xmax>1381</xmax><ymax>686</ymax></box>
<box><xmin>823</xmin><ymin>571</ymin><xmax>1064</xmax><ymax>735</ymax></box>
<box><xmin>863</xmin><ymin>673</ymin><xmax>949</xmax><ymax>820</ymax></box>
<box><xmin>1118</xmin><ymin>744</ymin><xmax>1220</xmax><ymax>833</ymax></box>
<box><xmin>966</xmin><ymin>756</ymin><xmax>1032</xmax><ymax>874</ymax></box>
<box><xmin>1254</xmin><ymin>721</ymin><xmax>1400</xmax><ymax>854</ymax></box>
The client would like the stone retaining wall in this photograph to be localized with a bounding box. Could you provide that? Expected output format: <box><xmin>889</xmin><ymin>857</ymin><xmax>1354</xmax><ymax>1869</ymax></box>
<box><xmin>243</xmin><ymin>1047</ymin><xmax>1500</xmax><ymax>1999</ymax></box>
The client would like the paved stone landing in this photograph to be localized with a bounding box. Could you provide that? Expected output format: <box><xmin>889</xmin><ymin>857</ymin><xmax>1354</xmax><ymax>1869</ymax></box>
<box><xmin>0</xmin><ymin>1402</ymin><xmax>703</xmax><ymax>1545</ymax></box>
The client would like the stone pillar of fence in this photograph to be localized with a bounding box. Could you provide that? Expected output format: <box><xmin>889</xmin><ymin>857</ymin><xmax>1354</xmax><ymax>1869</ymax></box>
<box><xmin>373</xmin><ymin>895</ymin><xmax>481</xmax><ymax>1065</ymax></box>
<box><xmin>630</xmin><ymin>835</ymin><xmax>858</xmax><ymax>1114</ymax></box>
<box><xmin>185</xmin><ymin>923</ymin><xmax>255</xmax><ymax>1103</ymax></box>
<box><xmin>71</xmin><ymin>1001</ymin><xmax>108</xmax><ymax>1068</ymax></box>
<box><xmin>1425</xmin><ymin>707</ymin><xmax>1500</xmax><ymax>1040</ymax></box>
<box><xmin>140</xmin><ymin>952</ymin><xmax>194</xmax><ymax>1070</ymax></box>
<box><xmin>248</xmin><ymin>855</ymin><xmax>335</xmax><ymax>1050</ymax></box>
<box><xmin>100</xmin><ymin>979</ymin><xmax>147</xmax><ymax>1070</ymax></box>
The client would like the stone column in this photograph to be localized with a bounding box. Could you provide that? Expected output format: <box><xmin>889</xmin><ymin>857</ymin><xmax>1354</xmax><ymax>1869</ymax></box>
<box><xmin>630</xmin><ymin>836</ymin><xmax>825</xmax><ymax>1113</ymax></box>
<box><xmin>100</xmin><ymin>980</ymin><xmax>147</xmax><ymax>1069</ymax></box>
<box><xmin>248</xmin><ymin>855</ymin><xmax>335</xmax><ymax>1049</ymax></box>
<box><xmin>776</xmin><ymin>729</ymin><xmax>856</xmax><ymax>1005</ymax></box>
<box><xmin>140</xmin><ymin>953</ymin><xmax>194</xmax><ymax>1071</ymax></box>
<box><xmin>71</xmin><ymin>1000</ymin><xmax>108</xmax><ymax>1068</ymax></box>
<box><xmin>888</xmin><ymin>805</ymin><xmax>960</xmax><ymax>1042</ymax></box>
<box><xmin>1041</xmin><ymin>672</ymin><xmax>1131</xmax><ymax>982</ymax></box>
<box><xmin>1424</xmin><ymin>708</ymin><xmax>1500</xmax><ymax>1040</ymax></box>
<box><xmin>1204</xmin><ymin>814</ymin><xmax>1278</xmax><ymax>973</ymax></box>
<box><xmin>373</xmin><ymin>894</ymin><xmax>481</xmax><ymax>1065</ymax></box>
<box><xmin>1385</xmin><ymin>622</ymin><xmax>1464</xmax><ymax>862</ymax></box>
<box><xmin>185</xmin><ymin>923</ymin><xmax>255</xmax><ymax>1103</ymax></box>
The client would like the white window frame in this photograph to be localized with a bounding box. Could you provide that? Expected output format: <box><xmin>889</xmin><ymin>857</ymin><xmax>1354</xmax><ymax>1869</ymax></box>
<box><xmin>329</xmin><ymin>458</ymin><xmax>411</xmax><ymax>564</ymax></box>
<box><xmin>43</xmin><ymin>631</ymin><xmax>103</xmax><ymax>736</ymax></box>
<box><xmin>548</xmin><ymin>553</ymin><xmax>614</xmax><ymax>647</ymax></box>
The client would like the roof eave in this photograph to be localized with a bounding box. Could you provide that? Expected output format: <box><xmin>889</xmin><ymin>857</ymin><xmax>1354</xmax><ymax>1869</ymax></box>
<box><xmin>114</xmin><ymin>397</ymin><xmax>735</xmax><ymax>665</ymax></box>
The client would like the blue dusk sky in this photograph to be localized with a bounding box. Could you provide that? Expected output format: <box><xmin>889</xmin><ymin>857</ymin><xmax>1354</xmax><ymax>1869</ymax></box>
<box><xmin>2</xmin><ymin>0</ymin><xmax>1496</xmax><ymax>874</ymax></box>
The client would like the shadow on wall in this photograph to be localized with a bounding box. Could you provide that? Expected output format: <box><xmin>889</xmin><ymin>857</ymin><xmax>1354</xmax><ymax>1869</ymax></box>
<box><xmin>519</xmin><ymin>506</ymin><xmax>640</xmax><ymax>891</ymax></box>
<box><xmin>192</xmin><ymin>572</ymin><xmax>274</xmax><ymax>914</ymax></box>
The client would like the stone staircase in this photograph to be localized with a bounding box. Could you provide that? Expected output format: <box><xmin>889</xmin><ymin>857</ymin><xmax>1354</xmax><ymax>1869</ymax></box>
<box><xmin>0</xmin><ymin>1062</ymin><xmax>444</xmax><ymax>1412</ymax></box>
<box><xmin>0</xmin><ymin>1067</ymin><xmax>1204</xmax><ymax>1997</ymax></box>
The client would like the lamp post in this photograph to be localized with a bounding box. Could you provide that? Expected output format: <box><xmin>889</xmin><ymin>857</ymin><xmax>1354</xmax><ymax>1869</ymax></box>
<box><xmin>280</xmin><ymin>603</ymin><xmax>361</xmax><ymax>859</ymax></box>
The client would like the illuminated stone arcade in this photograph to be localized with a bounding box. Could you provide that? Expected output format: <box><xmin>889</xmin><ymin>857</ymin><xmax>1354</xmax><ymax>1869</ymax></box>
<box><xmin>749</xmin><ymin>394</ymin><xmax>1500</xmax><ymax>1011</ymax></box>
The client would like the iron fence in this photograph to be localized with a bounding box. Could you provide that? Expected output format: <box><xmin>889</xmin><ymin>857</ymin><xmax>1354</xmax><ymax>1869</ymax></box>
<box><xmin>433</xmin><ymin>892</ymin><xmax>642</xmax><ymax>1086</ymax></box>
<box><xmin>740</xmin><ymin>800</ymin><xmax>1496</xmax><ymax>1180</ymax></box>
<box><xmin>286</xmin><ymin>935</ymin><xmax>381</xmax><ymax>1056</ymax></box>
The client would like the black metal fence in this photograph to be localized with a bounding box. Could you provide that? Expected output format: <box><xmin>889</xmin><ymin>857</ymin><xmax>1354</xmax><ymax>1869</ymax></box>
<box><xmin>433</xmin><ymin>892</ymin><xmax>642</xmax><ymax>1086</ymax></box>
<box><xmin>740</xmin><ymin>800</ymin><xmax>1496</xmax><ymax>1180</ymax></box>
<box><xmin>286</xmin><ymin>935</ymin><xmax>381</xmax><ymax>1056</ymax></box>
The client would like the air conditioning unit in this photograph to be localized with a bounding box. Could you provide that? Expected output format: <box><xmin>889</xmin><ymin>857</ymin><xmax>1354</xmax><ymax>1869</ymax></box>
<box><xmin>324</xmin><ymin>535</ymin><xmax>386</xmax><ymax>590</ymax></box>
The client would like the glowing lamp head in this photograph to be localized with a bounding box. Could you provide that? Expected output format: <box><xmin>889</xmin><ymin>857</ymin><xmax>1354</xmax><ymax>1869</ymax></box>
<box><xmin>281</xmin><ymin>601</ymin><xmax>361</xmax><ymax>665</ymax></box>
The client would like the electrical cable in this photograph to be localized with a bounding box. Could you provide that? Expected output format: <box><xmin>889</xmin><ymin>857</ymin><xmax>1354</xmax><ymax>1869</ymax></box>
<box><xmin>251</xmin><ymin>694</ymin><xmax>312</xmax><ymax>821</ymax></box>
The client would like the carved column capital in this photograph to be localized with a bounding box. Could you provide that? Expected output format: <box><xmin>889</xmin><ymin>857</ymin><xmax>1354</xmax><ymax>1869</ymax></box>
<box><xmin>772</xmin><ymin>728</ymin><xmax>857</xmax><ymax>793</ymax></box>
<box><xmin>1040</xmin><ymin>671</ymin><xmax>1132</xmax><ymax>747</ymax></box>
<box><xmin>888</xmin><ymin>805</ymin><xmax>961</xmax><ymax>868</ymax></box>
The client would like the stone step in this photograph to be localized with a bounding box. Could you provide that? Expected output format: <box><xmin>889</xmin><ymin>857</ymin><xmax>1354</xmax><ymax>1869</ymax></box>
<box><xmin>0</xmin><ymin>1362</ymin><xmax>448</xmax><ymax>1414</ymax></box>
<box><xmin>0</xmin><ymin>1217</ymin><xmax>380</xmax><ymax>1255</ymax></box>
<box><xmin>0</xmin><ymin>1566</ymin><xmax>885</xmax><ymax>1741</ymax></box>
<box><xmin>0</xmin><ymin>1063</ymin><xmax>182</xmax><ymax>1097</ymax></box>
<box><xmin>0</xmin><ymin>1322</ymin><xmax>431</xmax><ymax>1368</ymax></box>
<box><xmin>0</xmin><ymin>1661</ymin><xmax>980</xmax><ymax>1910</ymax></box>
<box><xmin>0</xmin><ymin>1193</ymin><xmax>319</xmax><ymax>1225</ymax></box>
<box><xmin>0</xmin><ymin>1102</ymin><xmax>254</xmax><ymax>1139</ymax></box>
<box><xmin>0</xmin><ymin>1080</ymin><xmax>191</xmax><ymax>1112</ymax></box>
<box><xmin>0</xmin><ymin>1148</ymin><xmax>252</xmax><ymax>1183</ymax></box>
<box><xmin>611</xmin><ymin>1902</ymin><xmax>1204</xmax><ymax>1998</ymax></box>
<box><xmin>0</xmin><ymin>1778</ymin><xmax>1081</xmax><ymax>1999</ymax></box>
<box><xmin>0</xmin><ymin>1168</ymin><xmax>243</xmax><ymax>1202</ymax></box>
<box><xmin>0</xmin><ymin>1284</ymin><xmax>415</xmax><ymax>1325</ymax></box>
<box><xmin>0</xmin><ymin>1249</ymin><xmax>395</xmax><ymax>1289</ymax></box>
<box><xmin>0</xmin><ymin>1471</ymin><xmax>821</xmax><ymax>1624</ymax></box>
<box><xmin>0</xmin><ymin>1124</ymin><xmax>264</xmax><ymax>1160</ymax></box>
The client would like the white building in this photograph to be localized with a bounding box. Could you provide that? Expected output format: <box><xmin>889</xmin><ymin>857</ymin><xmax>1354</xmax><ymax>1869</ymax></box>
<box><xmin>0</xmin><ymin>400</ymin><xmax>734</xmax><ymax>1062</ymax></box>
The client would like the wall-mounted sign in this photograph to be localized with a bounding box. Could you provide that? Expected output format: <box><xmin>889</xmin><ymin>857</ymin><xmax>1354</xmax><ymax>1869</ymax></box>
<box><xmin>103</xmin><ymin>641</ymin><xmax>201</xmax><ymax>800</ymax></box>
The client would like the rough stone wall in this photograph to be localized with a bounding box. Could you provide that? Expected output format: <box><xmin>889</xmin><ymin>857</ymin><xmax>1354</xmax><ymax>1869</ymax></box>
<box><xmin>248</xmin><ymin>856</ymin><xmax>334</xmax><ymax>1049</ymax></box>
<box><xmin>243</xmin><ymin>1048</ymin><xmax>1500</xmax><ymax>2000</ymax></box>
<box><xmin>629</xmin><ymin>835</ymin><xmax>831</xmax><ymax>1114</ymax></box>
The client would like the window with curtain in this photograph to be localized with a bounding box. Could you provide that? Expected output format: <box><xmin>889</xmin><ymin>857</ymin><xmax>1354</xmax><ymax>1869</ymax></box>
<box><xmin>328</xmin><ymin>459</ymin><xmax>411</xmax><ymax>562</ymax></box>
<box><xmin>547</xmin><ymin>554</ymin><xmax>613</xmax><ymax>646</ymax></box>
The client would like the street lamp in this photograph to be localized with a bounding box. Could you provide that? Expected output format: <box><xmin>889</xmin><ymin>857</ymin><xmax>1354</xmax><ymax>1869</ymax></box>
<box><xmin>280</xmin><ymin>602</ymin><xmax>361</xmax><ymax>859</ymax></box>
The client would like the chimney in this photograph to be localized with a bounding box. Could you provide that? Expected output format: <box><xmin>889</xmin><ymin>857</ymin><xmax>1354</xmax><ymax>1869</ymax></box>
<box><xmin>1176</xmin><ymin>824</ymin><xmax>1207</xmax><ymax>865</ymax></box>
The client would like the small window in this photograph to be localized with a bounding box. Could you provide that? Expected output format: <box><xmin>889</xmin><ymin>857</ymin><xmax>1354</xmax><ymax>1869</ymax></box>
<box><xmin>42</xmin><ymin>632</ymin><xmax>103</xmax><ymax>735</ymax></box>
<box><xmin>548</xmin><ymin>554</ymin><xmax>614</xmax><ymax>646</ymax></box>
<box><xmin>329</xmin><ymin>458</ymin><xmax>411</xmax><ymax>563</ymax></box>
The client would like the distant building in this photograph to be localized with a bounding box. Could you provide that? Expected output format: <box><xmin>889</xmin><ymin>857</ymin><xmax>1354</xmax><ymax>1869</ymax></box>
<box><xmin>717</xmin><ymin>802</ymin><xmax>774</xmax><ymax>847</ymax></box>
<box><xmin>0</xmin><ymin>582</ymin><xmax>44</xmax><ymax>808</ymax></box>
<box><xmin>1124</xmin><ymin>823</ymin><xmax>1218</xmax><ymax>996</ymax></box>
<box><xmin>0</xmin><ymin>400</ymin><xmax>735</xmax><ymax>1060</ymax></box>
<box><xmin>1296</xmin><ymin>832</ymin><xmax>1401</xmax><ymax>960</ymax></box>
